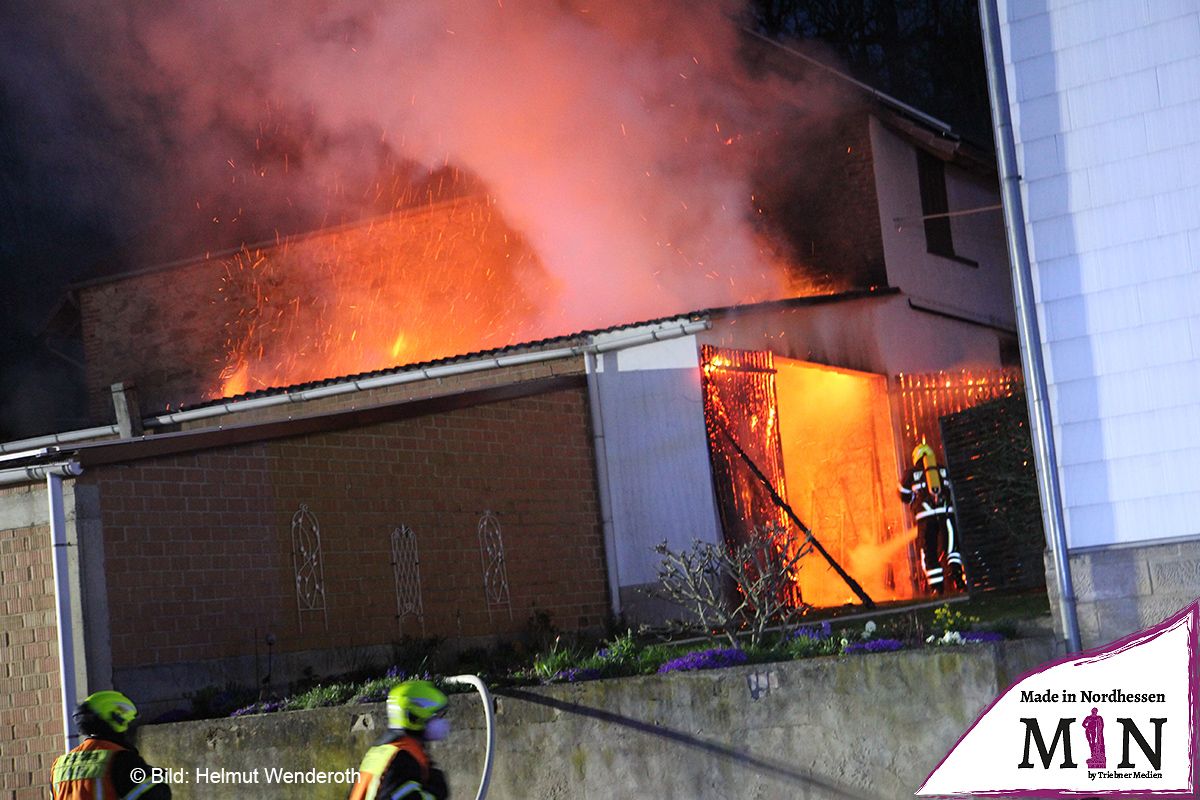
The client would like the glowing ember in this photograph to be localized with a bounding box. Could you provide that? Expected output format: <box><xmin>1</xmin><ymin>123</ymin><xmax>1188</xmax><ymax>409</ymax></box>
<box><xmin>214</xmin><ymin>187</ymin><xmax>812</xmax><ymax>398</ymax></box>
<box><xmin>700</xmin><ymin>345</ymin><xmax>803</xmax><ymax>608</ymax></box>
<box><xmin>897</xmin><ymin>368</ymin><xmax>1024</xmax><ymax>458</ymax></box>
<box><xmin>703</xmin><ymin>348</ymin><xmax>921</xmax><ymax>609</ymax></box>
<box><xmin>216</xmin><ymin>194</ymin><xmax>556</xmax><ymax>397</ymax></box>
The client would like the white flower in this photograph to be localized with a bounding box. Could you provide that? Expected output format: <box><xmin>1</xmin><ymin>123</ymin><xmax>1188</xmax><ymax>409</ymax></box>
<box><xmin>861</xmin><ymin>620</ymin><xmax>877</xmax><ymax>639</ymax></box>
<box><xmin>928</xmin><ymin>630</ymin><xmax>965</xmax><ymax>646</ymax></box>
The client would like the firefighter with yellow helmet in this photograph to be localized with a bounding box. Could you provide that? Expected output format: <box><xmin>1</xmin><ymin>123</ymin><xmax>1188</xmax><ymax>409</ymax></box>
<box><xmin>50</xmin><ymin>690</ymin><xmax>171</xmax><ymax>799</ymax></box>
<box><xmin>347</xmin><ymin>680</ymin><xmax>450</xmax><ymax>800</ymax></box>
<box><xmin>900</xmin><ymin>441</ymin><xmax>966</xmax><ymax>594</ymax></box>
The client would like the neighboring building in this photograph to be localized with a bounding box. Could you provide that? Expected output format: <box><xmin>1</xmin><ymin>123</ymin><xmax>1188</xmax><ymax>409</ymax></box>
<box><xmin>992</xmin><ymin>1</ymin><xmax>1200</xmax><ymax>645</ymax></box>
<box><xmin>1</xmin><ymin>81</ymin><xmax>1021</xmax><ymax>795</ymax></box>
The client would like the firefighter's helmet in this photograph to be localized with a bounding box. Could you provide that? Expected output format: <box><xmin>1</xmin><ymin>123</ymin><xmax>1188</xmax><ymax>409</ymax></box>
<box><xmin>386</xmin><ymin>680</ymin><xmax>447</xmax><ymax>731</ymax></box>
<box><xmin>912</xmin><ymin>442</ymin><xmax>937</xmax><ymax>468</ymax></box>
<box><xmin>76</xmin><ymin>690</ymin><xmax>138</xmax><ymax>734</ymax></box>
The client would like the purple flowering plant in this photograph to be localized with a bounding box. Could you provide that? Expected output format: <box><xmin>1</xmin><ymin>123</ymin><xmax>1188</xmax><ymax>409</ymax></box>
<box><xmin>657</xmin><ymin>648</ymin><xmax>749</xmax><ymax>674</ymax></box>
<box><xmin>843</xmin><ymin>638</ymin><xmax>905</xmax><ymax>654</ymax></box>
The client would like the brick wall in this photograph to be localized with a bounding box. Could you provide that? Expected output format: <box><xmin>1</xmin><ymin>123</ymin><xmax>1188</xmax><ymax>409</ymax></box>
<box><xmin>94</xmin><ymin>443</ymin><xmax>283</xmax><ymax>668</ymax></box>
<box><xmin>766</xmin><ymin>107</ymin><xmax>887</xmax><ymax>291</ymax></box>
<box><xmin>79</xmin><ymin>194</ymin><xmax>548</xmax><ymax>423</ymax></box>
<box><xmin>0</xmin><ymin>487</ymin><xmax>63</xmax><ymax>800</ymax></box>
<box><xmin>79</xmin><ymin>256</ymin><xmax>225</xmax><ymax>424</ymax></box>
<box><xmin>92</xmin><ymin>386</ymin><xmax>605</xmax><ymax>672</ymax></box>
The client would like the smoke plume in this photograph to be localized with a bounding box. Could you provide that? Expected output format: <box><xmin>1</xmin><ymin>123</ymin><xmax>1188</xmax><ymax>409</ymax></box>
<box><xmin>1</xmin><ymin>0</ymin><xmax>854</xmax><ymax>428</ymax></box>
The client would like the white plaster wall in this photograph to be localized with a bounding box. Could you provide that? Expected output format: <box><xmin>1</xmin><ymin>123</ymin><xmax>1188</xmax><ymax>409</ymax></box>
<box><xmin>997</xmin><ymin>0</ymin><xmax>1200</xmax><ymax>548</ymax></box>
<box><xmin>870</xmin><ymin>118</ymin><xmax>1016</xmax><ymax>328</ymax></box>
<box><xmin>592</xmin><ymin>335</ymin><xmax>723</xmax><ymax>592</ymax></box>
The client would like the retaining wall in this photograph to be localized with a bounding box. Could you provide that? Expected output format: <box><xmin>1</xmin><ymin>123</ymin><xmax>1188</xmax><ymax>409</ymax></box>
<box><xmin>135</xmin><ymin>637</ymin><xmax>1060</xmax><ymax>800</ymax></box>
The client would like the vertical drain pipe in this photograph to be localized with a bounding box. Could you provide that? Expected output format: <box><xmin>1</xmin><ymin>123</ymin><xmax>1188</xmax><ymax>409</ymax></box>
<box><xmin>42</xmin><ymin>462</ymin><xmax>86</xmax><ymax>753</ymax></box>
<box><xmin>585</xmin><ymin>350</ymin><xmax>623</xmax><ymax>617</ymax></box>
<box><xmin>978</xmin><ymin>0</ymin><xmax>1081</xmax><ymax>651</ymax></box>
<box><xmin>48</xmin><ymin>462</ymin><xmax>85</xmax><ymax>746</ymax></box>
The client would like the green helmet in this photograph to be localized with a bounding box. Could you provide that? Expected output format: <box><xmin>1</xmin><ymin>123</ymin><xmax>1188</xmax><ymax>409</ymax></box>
<box><xmin>386</xmin><ymin>681</ymin><xmax>447</xmax><ymax>731</ymax></box>
<box><xmin>78</xmin><ymin>690</ymin><xmax>138</xmax><ymax>733</ymax></box>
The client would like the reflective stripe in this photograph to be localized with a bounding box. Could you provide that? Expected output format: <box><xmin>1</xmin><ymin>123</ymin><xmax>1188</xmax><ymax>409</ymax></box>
<box><xmin>927</xmin><ymin>575</ymin><xmax>944</xmax><ymax>584</ymax></box>
<box><xmin>389</xmin><ymin>781</ymin><xmax>424</xmax><ymax>799</ymax></box>
<box><xmin>53</xmin><ymin>750</ymin><xmax>115</xmax><ymax>784</ymax></box>
<box><xmin>124</xmin><ymin>780</ymin><xmax>159</xmax><ymax>800</ymax></box>
<box><xmin>52</xmin><ymin>739</ymin><xmax>125</xmax><ymax>799</ymax></box>
<box><xmin>914</xmin><ymin>507</ymin><xmax>950</xmax><ymax>520</ymax></box>
<box><xmin>925</xmin><ymin>567</ymin><xmax>943</xmax><ymax>576</ymax></box>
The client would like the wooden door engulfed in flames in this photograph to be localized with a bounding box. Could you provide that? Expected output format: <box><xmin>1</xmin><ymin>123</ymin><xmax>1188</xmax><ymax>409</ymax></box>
<box><xmin>699</xmin><ymin>346</ymin><xmax>790</xmax><ymax>549</ymax></box>
<box><xmin>700</xmin><ymin>346</ymin><xmax>914</xmax><ymax>609</ymax></box>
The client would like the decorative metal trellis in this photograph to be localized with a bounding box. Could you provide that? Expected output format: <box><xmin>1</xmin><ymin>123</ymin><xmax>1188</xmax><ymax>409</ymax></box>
<box><xmin>390</xmin><ymin>525</ymin><xmax>425</xmax><ymax>636</ymax></box>
<box><xmin>291</xmin><ymin>504</ymin><xmax>328</xmax><ymax>631</ymax></box>
<box><xmin>477</xmin><ymin>510</ymin><xmax>513</xmax><ymax>621</ymax></box>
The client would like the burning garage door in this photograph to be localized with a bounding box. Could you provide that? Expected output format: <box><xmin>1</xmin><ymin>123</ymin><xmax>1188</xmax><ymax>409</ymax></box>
<box><xmin>700</xmin><ymin>345</ymin><xmax>915</xmax><ymax>609</ymax></box>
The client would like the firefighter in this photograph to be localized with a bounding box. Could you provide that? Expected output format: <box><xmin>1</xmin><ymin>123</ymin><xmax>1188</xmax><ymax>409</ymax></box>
<box><xmin>50</xmin><ymin>690</ymin><xmax>171</xmax><ymax>799</ymax></box>
<box><xmin>900</xmin><ymin>441</ymin><xmax>966</xmax><ymax>595</ymax></box>
<box><xmin>347</xmin><ymin>680</ymin><xmax>450</xmax><ymax>800</ymax></box>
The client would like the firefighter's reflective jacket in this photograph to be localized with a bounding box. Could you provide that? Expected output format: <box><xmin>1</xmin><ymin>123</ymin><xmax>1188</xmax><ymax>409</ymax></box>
<box><xmin>348</xmin><ymin>733</ymin><xmax>447</xmax><ymax>800</ymax></box>
<box><xmin>51</xmin><ymin>736</ymin><xmax>170</xmax><ymax>799</ymax></box>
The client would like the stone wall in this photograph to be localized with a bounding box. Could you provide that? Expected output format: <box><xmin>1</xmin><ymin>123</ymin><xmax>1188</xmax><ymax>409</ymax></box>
<box><xmin>1045</xmin><ymin>540</ymin><xmax>1200</xmax><ymax>647</ymax></box>
<box><xmin>134</xmin><ymin>638</ymin><xmax>1060</xmax><ymax>800</ymax></box>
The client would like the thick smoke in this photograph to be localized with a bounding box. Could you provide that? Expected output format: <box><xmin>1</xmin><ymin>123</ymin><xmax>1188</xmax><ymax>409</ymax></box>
<box><xmin>1</xmin><ymin>0</ymin><xmax>853</xmax><ymax>432</ymax></box>
<box><xmin>131</xmin><ymin>0</ymin><xmax>847</xmax><ymax>320</ymax></box>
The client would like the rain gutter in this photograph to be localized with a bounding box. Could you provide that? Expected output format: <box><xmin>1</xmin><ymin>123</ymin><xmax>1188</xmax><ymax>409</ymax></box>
<box><xmin>141</xmin><ymin>320</ymin><xmax>712</xmax><ymax>428</ymax></box>
<box><xmin>0</xmin><ymin>320</ymin><xmax>711</xmax><ymax>460</ymax></box>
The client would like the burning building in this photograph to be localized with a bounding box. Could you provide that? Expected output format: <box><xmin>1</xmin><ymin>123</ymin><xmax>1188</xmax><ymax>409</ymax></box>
<box><xmin>1</xmin><ymin>47</ymin><xmax>1027</xmax><ymax>794</ymax></box>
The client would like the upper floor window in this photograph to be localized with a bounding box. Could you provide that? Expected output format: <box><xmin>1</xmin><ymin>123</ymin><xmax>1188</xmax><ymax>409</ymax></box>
<box><xmin>917</xmin><ymin>149</ymin><xmax>977</xmax><ymax>267</ymax></box>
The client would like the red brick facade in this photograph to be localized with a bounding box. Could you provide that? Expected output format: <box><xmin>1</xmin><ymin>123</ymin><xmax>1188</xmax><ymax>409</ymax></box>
<box><xmin>90</xmin><ymin>386</ymin><xmax>606</xmax><ymax>670</ymax></box>
<box><xmin>0</xmin><ymin>487</ymin><xmax>64</xmax><ymax>800</ymax></box>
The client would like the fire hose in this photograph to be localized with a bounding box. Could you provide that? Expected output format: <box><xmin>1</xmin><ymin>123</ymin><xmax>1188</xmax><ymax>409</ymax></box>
<box><xmin>444</xmin><ymin>675</ymin><xmax>495</xmax><ymax>800</ymax></box>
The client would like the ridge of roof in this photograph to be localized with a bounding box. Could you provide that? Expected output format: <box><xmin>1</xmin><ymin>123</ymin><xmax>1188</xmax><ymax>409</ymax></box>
<box><xmin>177</xmin><ymin>286</ymin><xmax>896</xmax><ymax>413</ymax></box>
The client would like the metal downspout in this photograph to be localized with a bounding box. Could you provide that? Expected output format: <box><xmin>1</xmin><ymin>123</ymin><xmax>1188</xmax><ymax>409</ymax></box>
<box><xmin>44</xmin><ymin>462</ymin><xmax>86</xmax><ymax>746</ymax></box>
<box><xmin>584</xmin><ymin>351</ymin><xmax>622</xmax><ymax>618</ymax></box>
<box><xmin>978</xmin><ymin>0</ymin><xmax>1081</xmax><ymax>652</ymax></box>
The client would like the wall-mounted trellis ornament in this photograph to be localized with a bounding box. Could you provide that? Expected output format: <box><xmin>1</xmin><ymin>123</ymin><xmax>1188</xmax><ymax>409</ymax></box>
<box><xmin>291</xmin><ymin>504</ymin><xmax>327</xmax><ymax>631</ymax></box>
<box><xmin>390</xmin><ymin>524</ymin><xmax>425</xmax><ymax>635</ymax></box>
<box><xmin>477</xmin><ymin>510</ymin><xmax>513</xmax><ymax>621</ymax></box>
